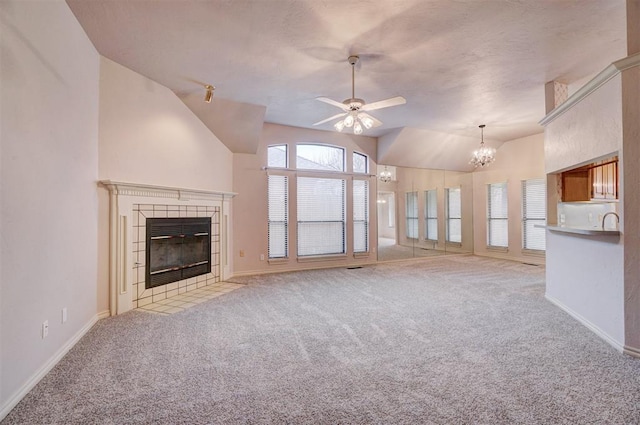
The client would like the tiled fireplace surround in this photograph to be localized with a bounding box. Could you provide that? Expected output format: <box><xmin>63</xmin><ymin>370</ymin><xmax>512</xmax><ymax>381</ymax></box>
<box><xmin>132</xmin><ymin>203</ymin><xmax>220</xmax><ymax>309</ymax></box>
<box><xmin>100</xmin><ymin>181</ymin><xmax>235</xmax><ymax>316</ymax></box>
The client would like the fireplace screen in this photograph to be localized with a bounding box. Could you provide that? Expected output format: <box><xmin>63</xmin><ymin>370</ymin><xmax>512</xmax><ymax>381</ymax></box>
<box><xmin>145</xmin><ymin>217</ymin><xmax>211</xmax><ymax>289</ymax></box>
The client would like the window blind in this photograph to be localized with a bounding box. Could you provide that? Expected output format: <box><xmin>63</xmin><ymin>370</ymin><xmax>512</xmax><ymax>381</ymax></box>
<box><xmin>487</xmin><ymin>182</ymin><xmax>508</xmax><ymax>248</ymax></box>
<box><xmin>425</xmin><ymin>189</ymin><xmax>437</xmax><ymax>241</ymax></box>
<box><xmin>297</xmin><ymin>177</ymin><xmax>346</xmax><ymax>256</ymax></box>
<box><xmin>353</xmin><ymin>179</ymin><xmax>369</xmax><ymax>253</ymax></box>
<box><xmin>446</xmin><ymin>188</ymin><xmax>461</xmax><ymax>243</ymax></box>
<box><xmin>268</xmin><ymin>175</ymin><xmax>288</xmax><ymax>258</ymax></box>
<box><xmin>405</xmin><ymin>191</ymin><xmax>418</xmax><ymax>239</ymax></box>
<box><xmin>523</xmin><ymin>178</ymin><xmax>546</xmax><ymax>251</ymax></box>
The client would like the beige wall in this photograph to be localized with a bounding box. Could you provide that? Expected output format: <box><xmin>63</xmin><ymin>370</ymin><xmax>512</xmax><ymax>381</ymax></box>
<box><xmin>97</xmin><ymin>57</ymin><xmax>234</xmax><ymax>312</ymax></box>
<box><xmin>472</xmin><ymin>133</ymin><xmax>546</xmax><ymax>264</ymax></box>
<box><xmin>622</xmin><ymin>65</ymin><xmax>640</xmax><ymax>352</ymax></box>
<box><xmin>233</xmin><ymin>123</ymin><xmax>377</xmax><ymax>275</ymax></box>
<box><xmin>1</xmin><ymin>0</ymin><xmax>100</xmax><ymax>417</ymax></box>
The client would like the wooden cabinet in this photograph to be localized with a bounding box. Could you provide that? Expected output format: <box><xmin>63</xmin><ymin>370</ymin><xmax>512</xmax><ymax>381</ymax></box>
<box><xmin>560</xmin><ymin>157</ymin><xmax>618</xmax><ymax>202</ymax></box>
<box><xmin>590</xmin><ymin>161</ymin><xmax>618</xmax><ymax>200</ymax></box>
<box><xmin>562</xmin><ymin>170</ymin><xmax>590</xmax><ymax>202</ymax></box>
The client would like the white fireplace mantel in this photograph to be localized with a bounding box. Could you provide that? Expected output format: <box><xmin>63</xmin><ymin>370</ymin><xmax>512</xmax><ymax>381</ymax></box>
<box><xmin>99</xmin><ymin>180</ymin><xmax>237</xmax><ymax>202</ymax></box>
<box><xmin>99</xmin><ymin>180</ymin><xmax>236</xmax><ymax>316</ymax></box>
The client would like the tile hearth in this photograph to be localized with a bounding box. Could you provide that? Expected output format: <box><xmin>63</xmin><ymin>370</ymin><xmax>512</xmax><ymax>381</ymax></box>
<box><xmin>137</xmin><ymin>281</ymin><xmax>243</xmax><ymax>315</ymax></box>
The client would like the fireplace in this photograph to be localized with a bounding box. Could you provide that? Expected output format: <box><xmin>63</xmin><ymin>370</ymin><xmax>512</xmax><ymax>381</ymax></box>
<box><xmin>100</xmin><ymin>180</ymin><xmax>234</xmax><ymax>315</ymax></box>
<box><xmin>146</xmin><ymin>217</ymin><xmax>211</xmax><ymax>289</ymax></box>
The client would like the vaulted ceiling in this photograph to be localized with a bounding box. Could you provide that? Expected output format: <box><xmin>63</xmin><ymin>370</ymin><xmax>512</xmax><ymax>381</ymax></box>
<box><xmin>67</xmin><ymin>0</ymin><xmax>627</xmax><ymax>170</ymax></box>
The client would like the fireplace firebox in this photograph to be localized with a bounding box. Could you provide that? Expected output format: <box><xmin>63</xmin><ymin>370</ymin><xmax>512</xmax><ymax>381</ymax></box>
<box><xmin>145</xmin><ymin>217</ymin><xmax>211</xmax><ymax>289</ymax></box>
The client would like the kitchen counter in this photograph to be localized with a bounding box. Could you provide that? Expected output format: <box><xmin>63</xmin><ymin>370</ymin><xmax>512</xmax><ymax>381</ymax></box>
<box><xmin>535</xmin><ymin>224</ymin><xmax>620</xmax><ymax>236</ymax></box>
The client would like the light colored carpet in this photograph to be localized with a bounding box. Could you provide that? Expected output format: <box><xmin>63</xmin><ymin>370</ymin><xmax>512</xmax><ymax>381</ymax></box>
<box><xmin>4</xmin><ymin>256</ymin><xmax>640</xmax><ymax>424</ymax></box>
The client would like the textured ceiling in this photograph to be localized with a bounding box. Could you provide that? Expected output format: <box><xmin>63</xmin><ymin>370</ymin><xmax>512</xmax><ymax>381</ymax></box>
<box><xmin>67</xmin><ymin>0</ymin><xmax>627</xmax><ymax>168</ymax></box>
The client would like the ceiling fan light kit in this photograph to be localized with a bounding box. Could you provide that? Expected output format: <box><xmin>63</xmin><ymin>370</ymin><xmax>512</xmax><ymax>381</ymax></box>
<box><xmin>314</xmin><ymin>55</ymin><xmax>406</xmax><ymax>135</ymax></box>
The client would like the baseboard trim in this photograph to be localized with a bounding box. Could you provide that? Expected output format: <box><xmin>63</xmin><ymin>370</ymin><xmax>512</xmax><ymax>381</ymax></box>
<box><xmin>474</xmin><ymin>251</ymin><xmax>545</xmax><ymax>266</ymax></box>
<box><xmin>545</xmin><ymin>294</ymin><xmax>624</xmax><ymax>353</ymax></box>
<box><xmin>228</xmin><ymin>260</ymin><xmax>379</xmax><ymax>279</ymax></box>
<box><xmin>623</xmin><ymin>345</ymin><xmax>640</xmax><ymax>359</ymax></box>
<box><xmin>0</xmin><ymin>310</ymin><xmax>110</xmax><ymax>421</ymax></box>
<box><xmin>228</xmin><ymin>253</ymin><xmax>473</xmax><ymax>279</ymax></box>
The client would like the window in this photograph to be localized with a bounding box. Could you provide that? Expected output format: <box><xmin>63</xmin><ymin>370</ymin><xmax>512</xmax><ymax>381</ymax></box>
<box><xmin>266</xmin><ymin>144</ymin><xmax>369</xmax><ymax>259</ymax></box>
<box><xmin>268</xmin><ymin>175</ymin><xmax>288</xmax><ymax>258</ymax></box>
<box><xmin>425</xmin><ymin>189</ymin><xmax>437</xmax><ymax>241</ymax></box>
<box><xmin>487</xmin><ymin>182</ymin><xmax>508</xmax><ymax>248</ymax></box>
<box><xmin>296</xmin><ymin>144</ymin><xmax>345</xmax><ymax>172</ymax></box>
<box><xmin>405</xmin><ymin>191</ymin><xmax>418</xmax><ymax>239</ymax></box>
<box><xmin>353</xmin><ymin>152</ymin><xmax>368</xmax><ymax>174</ymax></box>
<box><xmin>446</xmin><ymin>188</ymin><xmax>462</xmax><ymax>243</ymax></box>
<box><xmin>297</xmin><ymin>177</ymin><xmax>346</xmax><ymax>256</ymax></box>
<box><xmin>353</xmin><ymin>180</ymin><xmax>369</xmax><ymax>253</ymax></box>
<box><xmin>267</xmin><ymin>145</ymin><xmax>287</xmax><ymax>168</ymax></box>
<box><xmin>522</xmin><ymin>178</ymin><xmax>546</xmax><ymax>251</ymax></box>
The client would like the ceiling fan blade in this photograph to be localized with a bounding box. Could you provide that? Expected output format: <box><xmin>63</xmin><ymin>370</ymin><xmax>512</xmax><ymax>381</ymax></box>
<box><xmin>361</xmin><ymin>96</ymin><xmax>406</xmax><ymax>111</ymax></box>
<box><xmin>358</xmin><ymin>112</ymin><xmax>383</xmax><ymax>128</ymax></box>
<box><xmin>316</xmin><ymin>96</ymin><xmax>349</xmax><ymax>111</ymax></box>
<box><xmin>313</xmin><ymin>112</ymin><xmax>347</xmax><ymax>126</ymax></box>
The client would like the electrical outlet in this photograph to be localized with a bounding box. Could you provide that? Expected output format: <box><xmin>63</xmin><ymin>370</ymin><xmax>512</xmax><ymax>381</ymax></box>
<box><xmin>42</xmin><ymin>320</ymin><xmax>49</xmax><ymax>339</ymax></box>
<box><xmin>260</xmin><ymin>254</ymin><xmax>265</xmax><ymax>261</ymax></box>
<box><xmin>62</xmin><ymin>307</ymin><xmax>67</xmax><ymax>324</ymax></box>
<box><xmin>239</xmin><ymin>250</ymin><xmax>245</xmax><ymax>257</ymax></box>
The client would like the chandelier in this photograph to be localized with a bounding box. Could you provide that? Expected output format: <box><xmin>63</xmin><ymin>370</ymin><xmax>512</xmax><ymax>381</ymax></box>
<box><xmin>334</xmin><ymin>110</ymin><xmax>375</xmax><ymax>135</ymax></box>
<box><xmin>469</xmin><ymin>124</ymin><xmax>496</xmax><ymax>167</ymax></box>
<box><xmin>379</xmin><ymin>166</ymin><xmax>392</xmax><ymax>182</ymax></box>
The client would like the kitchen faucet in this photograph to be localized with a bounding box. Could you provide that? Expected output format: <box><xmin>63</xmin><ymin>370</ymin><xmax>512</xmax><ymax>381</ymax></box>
<box><xmin>601</xmin><ymin>211</ymin><xmax>620</xmax><ymax>230</ymax></box>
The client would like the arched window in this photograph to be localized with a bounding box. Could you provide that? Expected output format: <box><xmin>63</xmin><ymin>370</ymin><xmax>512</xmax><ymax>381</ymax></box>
<box><xmin>296</xmin><ymin>144</ymin><xmax>345</xmax><ymax>172</ymax></box>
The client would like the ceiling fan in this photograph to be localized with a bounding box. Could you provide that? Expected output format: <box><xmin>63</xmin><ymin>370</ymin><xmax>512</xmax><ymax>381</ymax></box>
<box><xmin>313</xmin><ymin>55</ymin><xmax>406</xmax><ymax>134</ymax></box>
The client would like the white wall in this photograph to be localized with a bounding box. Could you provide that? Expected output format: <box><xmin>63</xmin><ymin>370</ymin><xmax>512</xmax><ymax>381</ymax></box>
<box><xmin>543</xmin><ymin>75</ymin><xmax>625</xmax><ymax>350</ymax></box>
<box><xmin>97</xmin><ymin>57</ymin><xmax>234</xmax><ymax>312</ymax></box>
<box><xmin>1</xmin><ymin>0</ymin><xmax>100</xmax><ymax>417</ymax></box>
<box><xmin>98</xmin><ymin>57</ymin><xmax>233</xmax><ymax>191</ymax></box>
<box><xmin>545</xmin><ymin>75</ymin><xmax>622</xmax><ymax>173</ymax></box>
<box><xmin>233</xmin><ymin>123</ymin><xmax>377</xmax><ymax>275</ymax></box>
<box><xmin>472</xmin><ymin>133</ymin><xmax>546</xmax><ymax>264</ymax></box>
<box><xmin>545</xmin><ymin>232</ymin><xmax>624</xmax><ymax>347</ymax></box>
